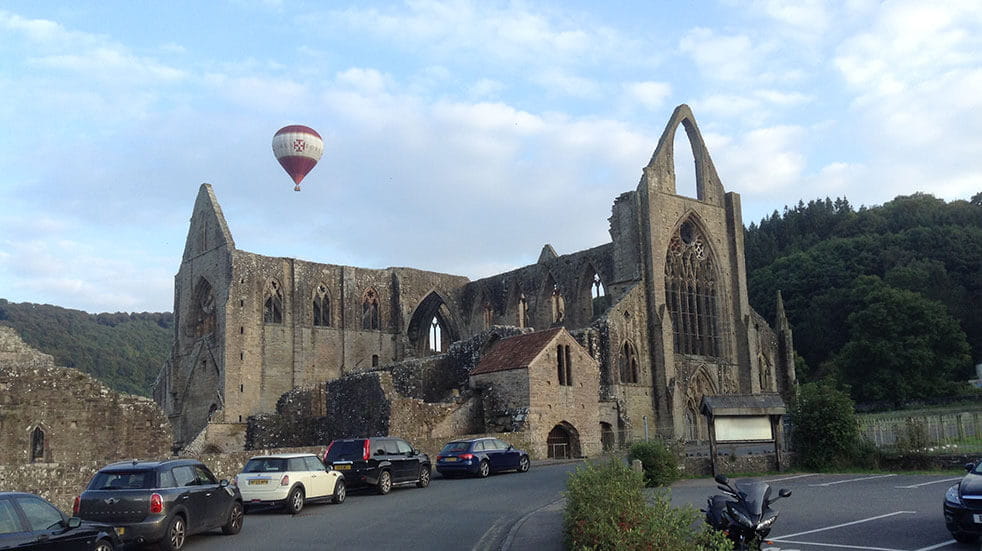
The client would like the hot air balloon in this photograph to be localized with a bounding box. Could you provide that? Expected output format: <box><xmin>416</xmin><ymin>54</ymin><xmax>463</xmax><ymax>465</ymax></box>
<box><xmin>272</xmin><ymin>125</ymin><xmax>324</xmax><ymax>191</ymax></box>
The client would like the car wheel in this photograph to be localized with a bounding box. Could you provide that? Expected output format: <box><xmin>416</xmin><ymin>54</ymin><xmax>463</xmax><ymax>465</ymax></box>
<box><xmin>477</xmin><ymin>460</ymin><xmax>490</xmax><ymax>478</ymax></box>
<box><xmin>221</xmin><ymin>501</ymin><xmax>243</xmax><ymax>535</ymax></box>
<box><xmin>953</xmin><ymin>531</ymin><xmax>979</xmax><ymax>543</ymax></box>
<box><xmin>93</xmin><ymin>538</ymin><xmax>114</xmax><ymax>551</ymax></box>
<box><xmin>286</xmin><ymin>486</ymin><xmax>305</xmax><ymax>514</ymax></box>
<box><xmin>160</xmin><ymin>515</ymin><xmax>186</xmax><ymax>551</ymax></box>
<box><xmin>417</xmin><ymin>466</ymin><xmax>431</xmax><ymax>488</ymax></box>
<box><xmin>518</xmin><ymin>455</ymin><xmax>530</xmax><ymax>473</ymax></box>
<box><xmin>377</xmin><ymin>470</ymin><xmax>392</xmax><ymax>495</ymax></box>
<box><xmin>331</xmin><ymin>479</ymin><xmax>346</xmax><ymax>504</ymax></box>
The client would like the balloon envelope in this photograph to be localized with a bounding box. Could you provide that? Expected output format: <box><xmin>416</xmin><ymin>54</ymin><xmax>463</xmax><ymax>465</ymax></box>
<box><xmin>272</xmin><ymin>125</ymin><xmax>324</xmax><ymax>191</ymax></box>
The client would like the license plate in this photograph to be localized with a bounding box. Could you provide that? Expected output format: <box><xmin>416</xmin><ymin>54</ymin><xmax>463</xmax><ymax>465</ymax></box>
<box><xmin>444</xmin><ymin>457</ymin><xmax>458</xmax><ymax>462</ymax></box>
<box><xmin>248</xmin><ymin>479</ymin><xmax>269</xmax><ymax>485</ymax></box>
<box><xmin>974</xmin><ymin>514</ymin><xmax>982</xmax><ymax>523</ymax></box>
<box><xmin>115</xmin><ymin>527</ymin><xmax>126</xmax><ymax>536</ymax></box>
<box><xmin>334</xmin><ymin>464</ymin><xmax>351</xmax><ymax>470</ymax></box>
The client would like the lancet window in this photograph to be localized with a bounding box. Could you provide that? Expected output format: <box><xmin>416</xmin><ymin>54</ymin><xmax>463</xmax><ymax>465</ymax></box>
<box><xmin>263</xmin><ymin>279</ymin><xmax>284</xmax><ymax>324</ymax></box>
<box><xmin>313</xmin><ymin>284</ymin><xmax>331</xmax><ymax>327</ymax></box>
<box><xmin>664</xmin><ymin>219</ymin><xmax>720</xmax><ymax>356</ymax></box>
<box><xmin>362</xmin><ymin>289</ymin><xmax>380</xmax><ymax>330</ymax></box>
<box><xmin>619</xmin><ymin>341</ymin><xmax>639</xmax><ymax>384</ymax></box>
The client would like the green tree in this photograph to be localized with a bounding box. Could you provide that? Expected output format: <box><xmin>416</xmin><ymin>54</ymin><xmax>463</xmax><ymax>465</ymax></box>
<box><xmin>829</xmin><ymin>277</ymin><xmax>972</xmax><ymax>406</ymax></box>
<box><xmin>790</xmin><ymin>381</ymin><xmax>862</xmax><ymax>470</ymax></box>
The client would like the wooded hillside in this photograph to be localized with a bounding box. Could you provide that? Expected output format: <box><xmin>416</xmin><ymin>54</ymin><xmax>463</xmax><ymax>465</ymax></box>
<box><xmin>0</xmin><ymin>299</ymin><xmax>171</xmax><ymax>396</ymax></box>
<box><xmin>746</xmin><ymin>192</ymin><xmax>981</xmax><ymax>407</ymax></box>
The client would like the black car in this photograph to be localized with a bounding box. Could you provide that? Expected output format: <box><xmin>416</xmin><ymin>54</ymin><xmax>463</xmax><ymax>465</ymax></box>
<box><xmin>0</xmin><ymin>492</ymin><xmax>120</xmax><ymax>551</ymax></box>
<box><xmin>75</xmin><ymin>459</ymin><xmax>243</xmax><ymax>551</ymax></box>
<box><xmin>435</xmin><ymin>437</ymin><xmax>531</xmax><ymax>478</ymax></box>
<box><xmin>944</xmin><ymin>460</ymin><xmax>982</xmax><ymax>542</ymax></box>
<box><xmin>322</xmin><ymin>437</ymin><xmax>431</xmax><ymax>495</ymax></box>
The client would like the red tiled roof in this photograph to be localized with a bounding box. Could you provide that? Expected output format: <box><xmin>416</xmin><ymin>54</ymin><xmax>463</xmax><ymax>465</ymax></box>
<box><xmin>469</xmin><ymin>327</ymin><xmax>564</xmax><ymax>376</ymax></box>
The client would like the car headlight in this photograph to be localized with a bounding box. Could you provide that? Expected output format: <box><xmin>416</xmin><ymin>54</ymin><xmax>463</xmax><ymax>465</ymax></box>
<box><xmin>946</xmin><ymin>485</ymin><xmax>962</xmax><ymax>506</ymax></box>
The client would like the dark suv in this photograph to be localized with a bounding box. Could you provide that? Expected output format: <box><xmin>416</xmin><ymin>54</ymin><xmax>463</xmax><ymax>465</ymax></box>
<box><xmin>322</xmin><ymin>437</ymin><xmax>431</xmax><ymax>495</ymax></box>
<box><xmin>75</xmin><ymin>459</ymin><xmax>243</xmax><ymax>551</ymax></box>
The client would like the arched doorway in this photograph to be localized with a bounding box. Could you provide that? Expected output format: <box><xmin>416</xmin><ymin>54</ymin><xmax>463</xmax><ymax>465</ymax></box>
<box><xmin>546</xmin><ymin>422</ymin><xmax>581</xmax><ymax>459</ymax></box>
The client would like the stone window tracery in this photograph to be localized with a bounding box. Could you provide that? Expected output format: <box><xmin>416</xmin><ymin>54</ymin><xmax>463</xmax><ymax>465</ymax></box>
<box><xmin>429</xmin><ymin>317</ymin><xmax>443</xmax><ymax>352</ymax></box>
<box><xmin>362</xmin><ymin>288</ymin><xmax>380</xmax><ymax>330</ymax></box>
<box><xmin>263</xmin><ymin>279</ymin><xmax>283</xmax><ymax>324</ymax></box>
<box><xmin>590</xmin><ymin>272</ymin><xmax>608</xmax><ymax>318</ymax></box>
<box><xmin>619</xmin><ymin>341</ymin><xmax>640</xmax><ymax>384</ymax></box>
<box><xmin>313</xmin><ymin>284</ymin><xmax>331</xmax><ymax>327</ymax></box>
<box><xmin>665</xmin><ymin>218</ymin><xmax>720</xmax><ymax>356</ymax></box>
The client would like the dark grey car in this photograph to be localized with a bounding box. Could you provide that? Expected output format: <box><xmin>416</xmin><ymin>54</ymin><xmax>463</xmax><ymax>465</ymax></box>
<box><xmin>75</xmin><ymin>459</ymin><xmax>243</xmax><ymax>551</ymax></box>
<box><xmin>0</xmin><ymin>492</ymin><xmax>121</xmax><ymax>551</ymax></box>
<box><xmin>322</xmin><ymin>437</ymin><xmax>431</xmax><ymax>495</ymax></box>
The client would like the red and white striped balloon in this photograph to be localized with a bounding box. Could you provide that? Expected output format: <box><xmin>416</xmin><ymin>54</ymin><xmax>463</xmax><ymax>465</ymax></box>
<box><xmin>272</xmin><ymin>125</ymin><xmax>324</xmax><ymax>191</ymax></box>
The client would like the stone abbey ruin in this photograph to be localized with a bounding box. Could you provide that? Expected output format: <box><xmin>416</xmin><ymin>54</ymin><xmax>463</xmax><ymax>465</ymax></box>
<box><xmin>151</xmin><ymin>105</ymin><xmax>797</xmax><ymax>460</ymax></box>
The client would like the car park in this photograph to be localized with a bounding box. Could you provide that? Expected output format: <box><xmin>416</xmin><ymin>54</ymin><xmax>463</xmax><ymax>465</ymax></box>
<box><xmin>235</xmin><ymin>453</ymin><xmax>345</xmax><ymax>514</ymax></box>
<box><xmin>74</xmin><ymin>458</ymin><xmax>243</xmax><ymax>551</ymax></box>
<box><xmin>435</xmin><ymin>437</ymin><xmax>530</xmax><ymax>478</ymax></box>
<box><xmin>0</xmin><ymin>491</ymin><xmax>121</xmax><ymax>551</ymax></box>
<box><xmin>944</xmin><ymin>460</ymin><xmax>982</xmax><ymax>542</ymax></box>
<box><xmin>322</xmin><ymin>437</ymin><xmax>431</xmax><ymax>495</ymax></box>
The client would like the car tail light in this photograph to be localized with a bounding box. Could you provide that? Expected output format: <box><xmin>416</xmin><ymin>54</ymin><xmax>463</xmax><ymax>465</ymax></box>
<box><xmin>150</xmin><ymin>493</ymin><xmax>163</xmax><ymax>514</ymax></box>
<box><xmin>280</xmin><ymin>475</ymin><xmax>290</xmax><ymax>486</ymax></box>
<box><xmin>323</xmin><ymin>441</ymin><xmax>335</xmax><ymax>463</ymax></box>
<box><xmin>362</xmin><ymin>440</ymin><xmax>370</xmax><ymax>461</ymax></box>
<box><xmin>459</xmin><ymin>453</ymin><xmax>474</xmax><ymax>460</ymax></box>
<box><xmin>436</xmin><ymin>455</ymin><xmax>443</xmax><ymax>461</ymax></box>
<box><xmin>72</xmin><ymin>496</ymin><xmax>80</xmax><ymax>516</ymax></box>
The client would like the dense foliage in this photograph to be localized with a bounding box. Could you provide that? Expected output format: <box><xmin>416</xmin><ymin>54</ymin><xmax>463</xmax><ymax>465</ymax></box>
<box><xmin>789</xmin><ymin>381</ymin><xmax>868</xmax><ymax>470</ymax></box>
<box><xmin>564</xmin><ymin>460</ymin><xmax>732</xmax><ymax>551</ymax></box>
<box><xmin>627</xmin><ymin>439</ymin><xmax>680</xmax><ymax>487</ymax></box>
<box><xmin>746</xmin><ymin>193</ymin><xmax>981</xmax><ymax>405</ymax></box>
<box><xmin>0</xmin><ymin>299</ymin><xmax>171</xmax><ymax>396</ymax></box>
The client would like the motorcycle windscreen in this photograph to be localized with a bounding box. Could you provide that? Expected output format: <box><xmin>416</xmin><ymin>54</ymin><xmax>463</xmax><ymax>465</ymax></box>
<box><xmin>733</xmin><ymin>480</ymin><xmax>771</xmax><ymax>515</ymax></box>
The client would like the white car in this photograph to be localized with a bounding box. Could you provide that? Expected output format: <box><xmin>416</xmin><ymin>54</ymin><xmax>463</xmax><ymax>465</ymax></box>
<box><xmin>235</xmin><ymin>453</ymin><xmax>345</xmax><ymax>514</ymax></box>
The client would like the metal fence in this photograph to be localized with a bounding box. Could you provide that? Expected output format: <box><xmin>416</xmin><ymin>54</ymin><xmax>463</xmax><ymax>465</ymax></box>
<box><xmin>859</xmin><ymin>411</ymin><xmax>982</xmax><ymax>449</ymax></box>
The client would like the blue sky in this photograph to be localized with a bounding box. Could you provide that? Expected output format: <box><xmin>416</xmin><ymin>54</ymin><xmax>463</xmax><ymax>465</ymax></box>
<box><xmin>1</xmin><ymin>1</ymin><xmax>980</xmax><ymax>313</ymax></box>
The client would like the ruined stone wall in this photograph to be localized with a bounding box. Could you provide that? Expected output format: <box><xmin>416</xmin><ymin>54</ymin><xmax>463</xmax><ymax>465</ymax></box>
<box><xmin>0</xmin><ymin>327</ymin><xmax>172</xmax><ymax>466</ymax></box>
<box><xmin>601</xmin><ymin>284</ymin><xmax>658</xmax><ymax>439</ymax></box>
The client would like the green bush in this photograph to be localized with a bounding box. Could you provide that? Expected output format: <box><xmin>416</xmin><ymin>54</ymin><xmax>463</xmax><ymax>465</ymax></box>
<box><xmin>790</xmin><ymin>381</ymin><xmax>869</xmax><ymax>470</ymax></box>
<box><xmin>564</xmin><ymin>460</ymin><xmax>732</xmax><ymax>551</ymax></box>
<box><xmin>628</xmin><ymin>439</ymin><xmax>680</xmax><ymax>487</ymax></box>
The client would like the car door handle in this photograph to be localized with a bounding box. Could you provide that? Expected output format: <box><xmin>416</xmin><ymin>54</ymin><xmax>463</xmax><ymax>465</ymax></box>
<box><xmin>181</xmin><ymin>495</ymin><xmax>190</xmax><ymax>500</ymax></box>
<box><xmin>205</xmin><ymin>493</ymin><xmax>212</xmax><ymax>497</ymax></box>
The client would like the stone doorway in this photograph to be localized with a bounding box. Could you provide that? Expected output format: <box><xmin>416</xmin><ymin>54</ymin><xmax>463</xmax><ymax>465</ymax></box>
<box><xmin>547</xmin><ymin>422</ymin><xmax>581</xmax><ymax>459</ymax></box>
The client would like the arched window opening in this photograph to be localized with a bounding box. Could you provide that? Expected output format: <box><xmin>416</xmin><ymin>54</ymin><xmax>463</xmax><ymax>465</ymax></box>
<box><xmin>600</xmin><ymin>422</ymin><xmax>615</xmax><ymax>452</ymax></box>
<box><xmin>550</xmin><ymin>282</ymin><xmax>565</xmax><ymax>325</ymax></box>
<box><xmin>619</xmin><ymin>341</ymin><xmax>639</xmax><ymax>384</ymax></box>
<box><xmin>674</xmin><ymin>124</ymin><xmax>698</xmax><ymax>199</ymax></box>
<box><xmin>429</xmin><ymin>317</ymin><xmax>443</xmax><ymax>352</ymax></box>
<box><xmin>362</xmin><ymin>289</ymin><xmax>380</xmax><ymax>330</ymax></box>
<box><xmin>665</xmin><ymin>218</ymin><xmax>720</xmax><ymax>356</ymax></box>
<box><xmin>517</xmin><ymin>294</ymin><xmax>528</xmax><ymax>328</ymax></box>
<box><xmin>263</xmin><ymin>279</ymin><xmax>283</xmax><ymax>324</ymax></box>
<box><xmin>313</xmin><ymin>284</ymin><xmax>331</xmax><ymax>327</ymax></box>
<box><xmin>30</xmin><ymin>426</ymin><xmax>45</xmax><ymax>463</ymax></box>
<box><xmin>546</xmin><ymin>423</ymin><xmax>581</xmax><ymax>459</ymax></box>
<box><xmin>482</xmin><ymin>303</ymin><xmax>493</xmax><ymax>330</ymax></box>
<box><xmin>556</xmin><ymin>345</ymin><xmax>566</xmax><ymax>385</ymax></box>
<box><xmin>590</xmin><ymin>272</ymin><xmax>608</xmax><ymax>318</ymax></box>
<box><xmin>685</xmin><ymin>406</ymin><xmax>698</xmax><ymax>442</ymax></box>
<box><xmin>190</xmin><ymin>278</ymin><xmax>215</xmax><ymax>337</ymax></box>
<box><xmin>372</xmin><ymin>354</ymin><xmax>380</xmax><ymax>367</ymax></box>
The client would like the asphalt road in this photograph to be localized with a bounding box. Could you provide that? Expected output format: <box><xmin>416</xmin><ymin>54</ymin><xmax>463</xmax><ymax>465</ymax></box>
<box><xmin>669</xmin><ymin>472</ymin><xmax>969</xmax><ymax>551</ymax></box>
<box><xmin>172</xmin><ymin>461</ymin><xmax>580</xmax><ymax>551</ymax></box>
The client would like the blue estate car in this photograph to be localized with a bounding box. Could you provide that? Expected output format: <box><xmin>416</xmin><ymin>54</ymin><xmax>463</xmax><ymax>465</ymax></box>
<box><xmin>435</xmin><ymin>437</ymin><xmax>530</xmax><ymax>478</ymax></box>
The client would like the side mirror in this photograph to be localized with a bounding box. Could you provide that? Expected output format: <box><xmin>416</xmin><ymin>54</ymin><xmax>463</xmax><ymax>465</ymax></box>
<box><xmin>507</xmin><ymin>445</ymin><xmax>514</xmax><ymax>451</ymax></box>
<box><xmin>779</xmin><ymin>489</ymin><xmax>792</xmax><ymax>498</ymax></box>
<box><xmin>714</xmin><ymin>474</ymin><xmax>729</xmax><ymax>485</ymax></box>
<box><xmin>966</xmin><ymin>462</ymin><xmax>975</xmax><ymax>472</ymax></box>
<box><xmin>219</xmin><ymin>479</ymin><xmax>229</xmax><ymax>487</ymax></box>
<box><xmin>67</xmin><ymin>517</ymin><xmax>82</xmax><ymax>529</ymax></box>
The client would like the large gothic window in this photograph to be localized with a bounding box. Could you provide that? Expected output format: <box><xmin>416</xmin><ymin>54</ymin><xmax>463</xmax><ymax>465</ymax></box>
<box><xmin>263</xmin><ymin>279</ymin><xmax>283</xmax><ymax>324</ymax></box>
<box><xmin>665</xmin><ymin>218</ymin><xmax>720</xmax><ymax>356</ymax></box>
<box><xmin>313</xmin><ymin>284</ymin><xmax>331</xmax><ymax>327</ymax></box>
<box><xmin>190</xmin><ymin>277</ymin><xmax>215</xmax><ymax>337</ymax></box>
<box><xmin>362</xmin><ymin>288</ymin><xmax>380</xmax><ymax>330</ymax></box>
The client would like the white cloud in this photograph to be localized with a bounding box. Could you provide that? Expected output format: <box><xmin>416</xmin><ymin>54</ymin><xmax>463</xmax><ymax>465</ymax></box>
<box><xmin>624</xmin><ymin>81</ymin><xmax>671</xmax><ymax>111</ymax></box>
<box><xmin>679</xmin><ymin>28</ymin><xmax>756</xmax><ymax>83</ymax></box>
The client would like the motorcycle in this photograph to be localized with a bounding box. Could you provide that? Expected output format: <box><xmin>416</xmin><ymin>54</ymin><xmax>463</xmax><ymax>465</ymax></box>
<box><xmin>703</xmin><ymin>473</ymin><xmax>791</xmax><ymax>550</ymax></box>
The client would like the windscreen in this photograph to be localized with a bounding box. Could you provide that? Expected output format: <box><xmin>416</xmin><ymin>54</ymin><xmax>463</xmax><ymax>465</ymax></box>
<box><xmin>327</xmin><ymin>440</ymin><xmax>366</xmax><ymax>461</ymax></box>
<box><xmin>243</xmin><ymin>458</ymin><xmax>288</xmax><ymax>473</ymax></box>
<box><xmin>440</xmin><ymin>442</ymin><xmax>471</xmax><ymax>453</ymax></box>
<box><xmin>88</xmin><ymin>470</ymin><xmax>156</xmax><ymax>490</ymax></box>
<box><xmin>734</xmin><ymin>480</ymin><xmax>771</xmax><ymax>515</ymax></box>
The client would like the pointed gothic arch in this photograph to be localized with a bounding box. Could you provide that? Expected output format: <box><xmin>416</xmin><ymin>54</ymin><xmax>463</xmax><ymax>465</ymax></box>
<box><xmin>546</xmin><ymin>421</ymin><xmax>581</xmax><ymax>459</ymax></box>
<box><xmin>407</xmin><ymin>291</ymin><xmax>460</xmax><ymax>355</ymax></box>
<box><xmin>577</xmin><ymin>263</ymin><xmax>609</xmax><ymax>323</ymax></box>
<box><xmin>312</xmin><ymin>283</ymin><xmax>332</xmax><ymax>327</ymax></box>
<box><xmin>361</xmin><ymin>288</ymin><xmax>381</xmax><ymax>330</ymax></box>
<box><xmin>188</xmin><ymin>277</ymin><xmax>215</xmax><ymax>337</ymax></box>
<box><xmin>665</xmin><ymin>213</ymin><xmax>723</xmax><ymax>357</ymax></box>
<box><xmin>643</xmin><ymin>104</ymin><xmax>725</xmax><ymax>206</ymax></box>
<box><xmin>263</xmin><ymin>279</ymin><xmax>284</xmax><ymax>324</ymax></box>
<box><xmin>541</xmin><ymin>273</ymin><xmax>565</xmax><ymax>326</ymax></box>
<box><xmin>618</xmin><ymin>340</ymin><xmax>641</xmax><ymax>384</ymax></box>
<box><xmin>29</xmin><ymin>425</ymin><xmax>46</xmax><ymax>463</ymax></box>
<box><xmin>684</xmin><ymin>366</ymin><xmax>718</xmax><ymax>442</ymax></box>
